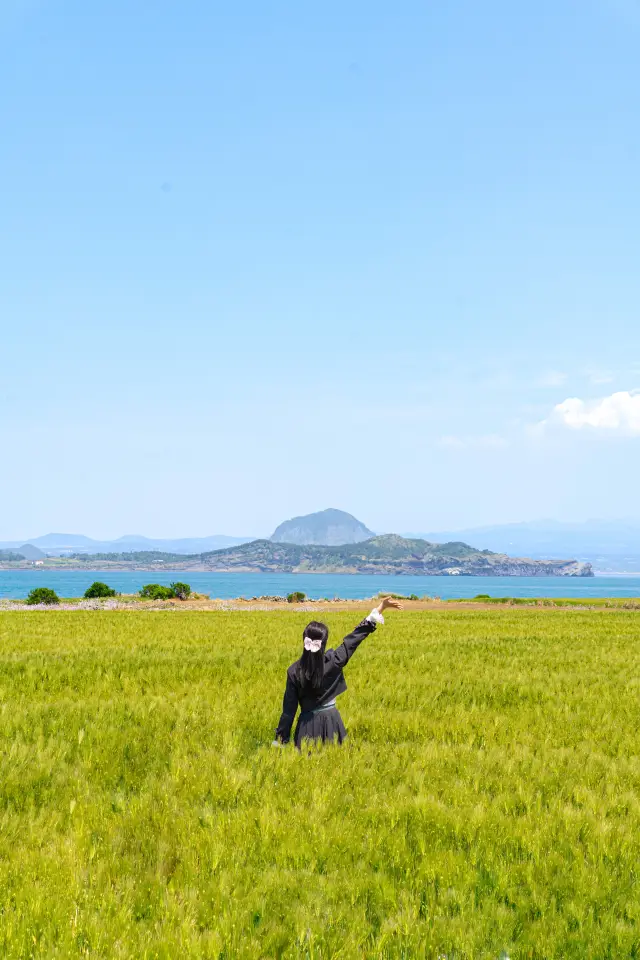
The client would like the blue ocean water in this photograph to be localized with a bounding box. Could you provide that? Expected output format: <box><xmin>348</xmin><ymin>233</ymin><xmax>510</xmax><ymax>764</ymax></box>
<box><xmin>1</xmin><ymin>570</ymin><xmax>639</xmax><ymax>601</ymax></box>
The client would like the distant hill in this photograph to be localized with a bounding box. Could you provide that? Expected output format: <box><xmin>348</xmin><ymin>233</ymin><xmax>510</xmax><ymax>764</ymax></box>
<box><xmin>106</xmin><ymin>534</ymin><xmax>255</xmax><ymax>554</ymax></box>
<box><xmin>0</xmin><ymin>543</ymin><xmax>46</xmax><ymax>561</ymax></box>
<box><xmin>16</xmin><ymin>543</ymin><xmax>46</xmax><ymax>561</ymax></box>
<box><xmin>408</xmin><ymin>519</ymin><xmax>640</xmax><ymax>573</ymax></box>
<box><xmin>6</xmin><ymin>515</ymin><xmax>635</xmax><ymax>572</ymax></box>
<box><xmin>194</xmin><ymin>534</ymin><xmax>592</xmax><ymax>577</ymax></box>
<box><xmin>6</xmin><ymin>533</ymin><xmax>593</xmax><ymax>575</ymax></box>
<box><xmin>0</xmin><ymin>532</ymin><xmax>255</xmax><ymax>557</ymax></box>
<box><xmin>271</xmin><ymin>509</ymin><xmax>374</xmax><ymax>546</ymax></box>
<box><xmin>29</xmin><ymin>533</ymin><xmax>100</xmax><ymax>550</ymax></box>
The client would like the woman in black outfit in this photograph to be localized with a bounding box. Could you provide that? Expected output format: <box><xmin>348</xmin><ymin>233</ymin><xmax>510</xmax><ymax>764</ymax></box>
<box><xmin>273</xmin><ymin>596</ymin><xmax>402</xmax><ymax>748</ymax></box>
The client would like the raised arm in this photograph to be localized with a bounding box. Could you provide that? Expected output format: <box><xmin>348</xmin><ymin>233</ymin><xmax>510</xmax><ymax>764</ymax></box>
<box><xmin>333</xmin><ymin>597</ymin><xmax>402</xmax><ymax>669</ymax></box>
<box><xmin>273</xmin><ymin>671</ymin><xmax>299</xmax><ymax>745</ymax></box>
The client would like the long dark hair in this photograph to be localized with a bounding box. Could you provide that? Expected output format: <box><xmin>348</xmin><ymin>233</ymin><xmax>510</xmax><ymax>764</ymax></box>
<box><xmin>297</xmin><ymin>620</ymin><xmax>329</xmax><ymax>691</ymax></box>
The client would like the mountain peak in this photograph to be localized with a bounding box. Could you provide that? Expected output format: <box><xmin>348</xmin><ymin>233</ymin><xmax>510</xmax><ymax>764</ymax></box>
<box><xmin>271</xmin><ymin>508</ymin><xmax>374</xmax><ymax>546</ymax></box>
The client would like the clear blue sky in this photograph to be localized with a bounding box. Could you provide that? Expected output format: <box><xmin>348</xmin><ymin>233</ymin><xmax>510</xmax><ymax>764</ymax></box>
<box><xmin>2</xmin><ymin>0</ymin><xmax>639</xmax><ymax>539</ymax></box>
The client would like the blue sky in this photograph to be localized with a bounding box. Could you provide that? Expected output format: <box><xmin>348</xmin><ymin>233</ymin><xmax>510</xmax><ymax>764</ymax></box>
<box><xmin>1</xmin><ymin>0</ymin><xmax>639</xmax><ymax>539</ymax></box>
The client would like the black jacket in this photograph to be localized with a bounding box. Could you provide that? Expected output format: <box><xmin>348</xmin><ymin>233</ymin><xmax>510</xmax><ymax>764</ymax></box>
<box><xmin>274</xmin><ymin>615</ymin><xmax>378</xmax><ymax>743</ymax></box>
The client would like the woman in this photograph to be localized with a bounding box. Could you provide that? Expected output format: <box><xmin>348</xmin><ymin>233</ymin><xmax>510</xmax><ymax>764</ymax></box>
<box><xmin>273</xmin><ymin>596</ymin><xmax>402</xmax><ymax>748</ymax></box>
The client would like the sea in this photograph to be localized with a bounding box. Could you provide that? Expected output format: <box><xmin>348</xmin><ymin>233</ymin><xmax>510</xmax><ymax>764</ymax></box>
<box><xmin>1</xmin><ymin>570</ymin><xmax>639</xmax><ymax>601</ymax></box>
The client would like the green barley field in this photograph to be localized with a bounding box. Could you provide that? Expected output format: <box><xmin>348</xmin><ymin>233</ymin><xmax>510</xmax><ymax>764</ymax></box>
<box><xmin>1</xmin><ymin>609</ymin><xmax>639</xmax><ymax>959</ymax></box>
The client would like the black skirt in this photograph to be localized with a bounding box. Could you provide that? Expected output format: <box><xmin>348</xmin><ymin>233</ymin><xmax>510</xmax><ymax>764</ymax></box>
<box><xmin>294</xmin><ymin>705</ymin><xmax>347</xmax><ymax>749</ymax></box>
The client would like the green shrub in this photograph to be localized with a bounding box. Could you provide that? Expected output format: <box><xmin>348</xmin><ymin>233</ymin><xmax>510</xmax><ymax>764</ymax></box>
<box><xmin>84</xmin><ymin>581</ymin><xmax>117</xmax><ymax>599</ymax></box>
<box><xmin>26</xmin><ymin>587</ymin><xmax>59</xmax><ymax>606</ymax></box>
<box><xmin>287</xmin><ymin>591</ymin><xmax>306</xmax><ymax>604</ymax></box>
<box><xmin>169</xmin><ymin>582</ymin><xmax>191</xmax><ymax>600</ymax></box>
<box><xmin>409</xmin><ymin>594</ymin><xmax>419</xmax><ymax>601</ymax></box>
<box><xmin>474</xmin><ymin>594</ymin><xmax>491</xmax><ymax>600</ymax></box>
<box><xmin>139</xmin><ymin>584</ymin><xmax>174</xmax><ymax>600</ymax></box>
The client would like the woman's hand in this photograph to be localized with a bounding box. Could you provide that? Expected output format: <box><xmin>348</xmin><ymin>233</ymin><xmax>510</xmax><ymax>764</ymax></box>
<box><xmin>377</xmin><ymin>596</ymin><xmax>403</xmax><ymax>613</ymax></box>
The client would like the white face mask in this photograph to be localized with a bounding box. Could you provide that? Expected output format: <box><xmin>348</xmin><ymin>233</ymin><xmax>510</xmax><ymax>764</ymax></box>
<box><xmin>303</xmin><ymin>636</ymin><xmax>322</xmax><ymax>653</ymax></box>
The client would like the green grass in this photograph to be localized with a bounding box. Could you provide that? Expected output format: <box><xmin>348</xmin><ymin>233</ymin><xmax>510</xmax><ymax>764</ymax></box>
<box><xmin>1</xmin><ymin>609</ymin><xmax>639</xmax><ymax>959</ymax></box>
<box><xmin>457</xmin><ymin>596</ymin><xmax>640</xmax><ymax>608</ymax></box>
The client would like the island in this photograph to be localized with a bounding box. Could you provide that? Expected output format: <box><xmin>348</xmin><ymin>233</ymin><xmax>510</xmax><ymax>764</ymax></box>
<box><xmin>0</xmin><ymin>534</ymin><xmax>594</xmax><ymax>576</ymax></box>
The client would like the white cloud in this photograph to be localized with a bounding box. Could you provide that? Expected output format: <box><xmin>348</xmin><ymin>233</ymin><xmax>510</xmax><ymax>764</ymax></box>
<box><xmin>439</xmin><ymin>434</ymin><xmax>508</xmax><ymax>450</ymax></box>
<box><xmin>536</xmin><ymin>371</ymin><xmax>567</xmax><ymax>388</ymax></box>
<box><xmin>586</xmin><ymin>369</ymin><xmax>615</xmax><ymax>386</ymax></box>
<box><xmin>546</xmin><ymin>390</ymin><xmax>640</xmax><ymax>435</ymax></box>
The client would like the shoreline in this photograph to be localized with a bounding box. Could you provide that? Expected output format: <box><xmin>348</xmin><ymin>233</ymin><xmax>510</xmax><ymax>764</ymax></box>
<box><xmin>0</xmin><ymin>563</ymin><xmax>600</xmax><ymax>577</ymax></box>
